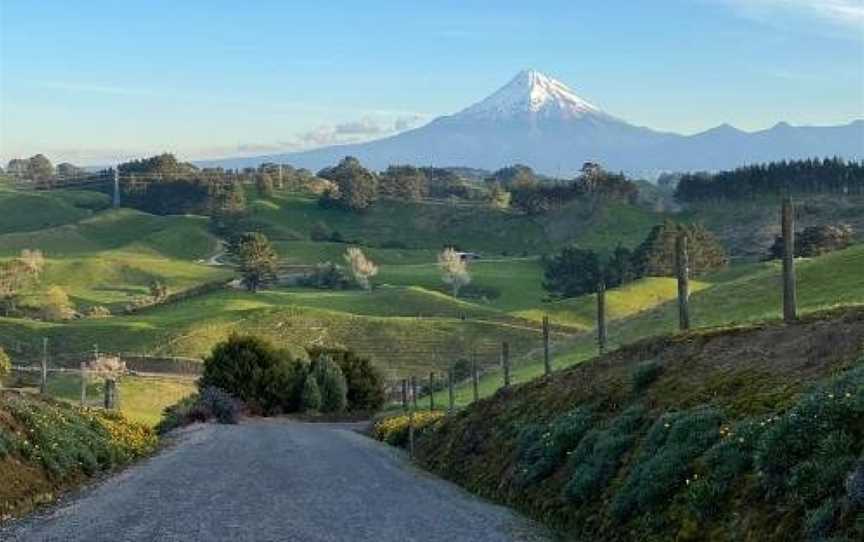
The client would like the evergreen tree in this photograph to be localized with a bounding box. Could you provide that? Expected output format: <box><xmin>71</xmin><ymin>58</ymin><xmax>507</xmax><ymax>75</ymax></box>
<box><xmin>317</xmin><ymin>157</ymin><xmax>378</xmax><ymax>212</ymax></box>
<box><xmin>311</xmin><ymin>355</ymin><xmax>348</xmax><ymax>413</ymax></box>
<box><xmin>230</xmin><ymin>232</ymin><xmax>278</xmax><ymax>292</ymax></box>
<box><xmin>300</xmin><ymin>373</ymin><xmax>322</xmax><ymax>412</ymax></box>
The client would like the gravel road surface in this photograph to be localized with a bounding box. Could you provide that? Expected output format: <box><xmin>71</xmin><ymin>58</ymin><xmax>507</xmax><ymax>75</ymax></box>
<box><xmin>1</xmin><ymin>419</ymin><xmax>549</xmax><ymax>542</ymax></box>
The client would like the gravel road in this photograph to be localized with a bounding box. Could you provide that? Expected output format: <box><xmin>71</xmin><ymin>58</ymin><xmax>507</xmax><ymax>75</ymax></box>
<box><xmin>2</xmin><ymin>419</ymin><xmax>549</xmax><ymax>542</ymax></box>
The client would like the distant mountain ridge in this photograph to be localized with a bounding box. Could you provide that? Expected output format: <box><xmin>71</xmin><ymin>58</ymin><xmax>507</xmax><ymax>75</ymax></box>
<box><xmin>200</xmin><ymin>69</ymin><xmax>864</xmax><ymax>176</ymax></box>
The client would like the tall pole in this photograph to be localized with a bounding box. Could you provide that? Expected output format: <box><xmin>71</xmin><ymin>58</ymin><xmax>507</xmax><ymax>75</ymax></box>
<box><xmin>782</xmin><ymin>197</ymin><xmax>798</xmax><ymax>323</ymax></box>
<box><xmin>542</xmin><ymin>315</ymin><xmax>551</xmax><ymax>376</ymax></box>
<box><xmin>112</xmin><ymin>168</ymin><xmax>120</xmax><ymax>208</ymax></box>
<box><xmin>277</xmin><ymin>164</ymin><xmax>284</xmax><ymax>189</ymax></box>
<box><xmin>597</xmin><ymin>281</ymin><xmax>607</xmax><ymax>355</ymax></box>
<box><xmin>471</xmin><ymin>351</ymin><xmax>479</xmax><ymax>402</ymax></box>
<box><xmin>447</xmin><ymin>364</ymin><xmax>455</xmax><ymax>413</ymax></box>
<box><xmin>676</xmin><ymin>232</ymin><xmax>691</xmax><ymax>331</ymax></box>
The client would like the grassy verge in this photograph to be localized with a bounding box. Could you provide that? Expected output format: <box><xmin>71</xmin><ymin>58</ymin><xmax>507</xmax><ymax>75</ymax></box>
<box><xmin>0</xmin><ymin>391</ymin><xmax>158</xmax><ymax>521</ymax></box>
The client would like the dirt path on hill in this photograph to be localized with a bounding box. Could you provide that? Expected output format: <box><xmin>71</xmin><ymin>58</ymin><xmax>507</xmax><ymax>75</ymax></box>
<box><xmin>1</xmin><ymin>420</ymin><xmax>549</xmax><ymax>542</ymax></box>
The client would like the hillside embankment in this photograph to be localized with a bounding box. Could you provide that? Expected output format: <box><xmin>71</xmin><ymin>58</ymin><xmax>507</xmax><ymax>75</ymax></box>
<box><xmin>415</xmin><ymin>307</ymin><xmax>864</xmax><ymax>541</ymax></box>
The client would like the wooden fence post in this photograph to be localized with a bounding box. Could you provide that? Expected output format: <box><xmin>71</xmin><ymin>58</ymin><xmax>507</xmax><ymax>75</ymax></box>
<box><xmin>40</xmin><ymin>338</ymin><xmax>48</xmax><ymax>394</ymax></box>
<box><xmin>542</xmin><ymin>315</ymin><xmax>551</xmax><ymax>376</ymax></box>
<box><xmin>411</xmin><ymin>376</ymin><xmax>418</xmax><ymax>410</ymax></box>
<box><xmin>782</xmin><ymin>197</ymin><xmax>798</xmax><ymax>323</ymax></box>
<box><xmin>471</xmin><ymin>352</ymin><xmax>479</xmax><ymax>402</ymax></box>
<box><xmin>104</xmin><ymin>378</ymin><xmax>117</xmax><ymax>410</ymax></box>
<box><xmin>80</xmin><ymin>362</ymin><xmax>87</xmax><ymax>406</ymax></box>
<box><xmin>502</xmin><ymin>341</ymin><xmax>511</xmax><ymax>388</ymax></box>
<box><xmin>597</xmin><ymin>281</ymin><xmax>607</xmax><ymax>355</ymax></box>
<box><xmin>676</xmin><ymin>232</ymin><xmax>691</xmax><ymax>331</ymax></box>
<box><xmin>447</xmin><ymin>365</ymin><xmax>455</xmax><ymax>413</ymax></box>
<box><xmin>428</xmin><ymin>371</ymin><xmax>435</xmax><ymax>411</ymax></box>
<box><xmin>401</xmin><ymin>379</ymin><xmax>408</xmax><ymax>410</ymax></box>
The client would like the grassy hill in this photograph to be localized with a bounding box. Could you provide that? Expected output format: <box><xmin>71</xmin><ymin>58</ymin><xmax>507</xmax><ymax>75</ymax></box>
<box><xmin>414</xmin><ymin>307</ymin><xmax>864</xmax><ymax>541</ymax></box>
<box><xmin>437</xmin><ymin>244</ymin><xmax>864</xmax><ymax>405</ymax></box>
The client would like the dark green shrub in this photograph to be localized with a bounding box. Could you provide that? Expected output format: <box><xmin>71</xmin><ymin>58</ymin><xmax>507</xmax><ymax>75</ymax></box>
<box><xmin>564</xmin><ymin>406</ymin><xmax>646</xmax><ymax>504</ymax></box>
<box><xmin>156</xmin><ymin>395</ymin><xmax>199</xmax><ymax>434</ymax></box>
<box><xmin>805</xmin><ymin>498</ymin><xmax>841</xmax><ymax>540</ymax></box>
<box><xmin>847</xmin><ymin>460</ymin><xmax>864</xmax><ymax>508</ymax></box>
<box><xmin>516</xmin><ymin>407</ymin><xmax>593</xmax><ymax>487</ymax></box>
<box><xmin>198</xmin><ymin>386</ymin><xmax>242</xmax><ymax>424</ymax></box>
<box><xmin>612</xmin><ymin>407</ymin><xmax>723</xmax><ymax>521</ymax></box>
<box><xmin>200</xmin><ymin>334</ymin><xmax>303</xmax><ymax>413</ymax></box>
<box><xmin>632</xmin><ymin>360</ymin><xmax>662</xmax><ymax>392</ymax></box>
<box><xmin>755</xmin><ymin>367</ymin><xmax>864</xmax><ymax>500</ymax></box>
<box><xmin>307</xmin><ymin>347</ymin><xmax>386</xmax><ymax>412</ymax></box>
<box><xmin>301</xmin><ymin>373</ymin><xmax>322</xmax><ymax>412</ymax></box>
<box><xmin>311</xmin><ymin>355</ymin><xmax>348</xmax><ymax>413</ymax></box>
<box><xmin>686</xmin><ymin>418</ymin><xmax>766</xmax><ymax>520</ymax></box>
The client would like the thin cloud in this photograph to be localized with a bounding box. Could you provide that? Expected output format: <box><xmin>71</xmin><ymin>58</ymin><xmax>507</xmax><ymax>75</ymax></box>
<box><xmin>717</xmin><ymin>0</ymin><xmax>864</xmax><ymax>30</ymax></box>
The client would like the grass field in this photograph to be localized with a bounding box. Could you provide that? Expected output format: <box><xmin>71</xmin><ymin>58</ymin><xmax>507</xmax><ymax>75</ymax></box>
<box><xmin>1</xmin><ymin>185</ymin><xmax>862</xmax><ymax>424</ymax></box>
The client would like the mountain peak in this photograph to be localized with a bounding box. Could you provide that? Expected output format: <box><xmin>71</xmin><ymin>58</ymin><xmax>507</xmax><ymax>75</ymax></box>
<box><xmin>457</xmin><ymin>69</ymin><xmax>603</xmax><ymax>120</ymax></box>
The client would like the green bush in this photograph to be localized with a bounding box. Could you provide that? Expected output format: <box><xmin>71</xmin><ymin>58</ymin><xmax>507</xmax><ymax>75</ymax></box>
<box><xmin>631</xmin><ymin>360</ymin><xmax>662</xmax><ymax>393</ymax></box>
<box><xmin>0</xmin><ymin>346</ymin><xmax>10</xmax><ymax>380</ymax></box>
<box><xmin>300</xmin><ymin>373</ymin><xmax>322</xmax><ymax>412</ymax></box>
<box><xmin>307</xmin><ymin>347</ymin><xmax>386</xmax><ymax>412</ymax></box>
<box><xmin>311</xmin><ymin>355</ymin><xmax>348</xmax><ymax>413</ymax></box>
<box><xmin>755</xmin><ymin>367</ymin><xmax>864</xmax><ymax>502</ymax></box>
<box><xmin>612</xmin><ymin>407</ymin><xmax>723</xmax><ymax>521</ymax></box>
<box><xmin>516</xmin><ymin>407</ymin><xmax>593</xmax><ymax>487</ymax></box>
<box><xmin>200</xmin><ymin>334</ymin><xmax>304</xmax><ymax>414</ymax></box>
<box><xmin>564</xmin><ymin>406</ymin><xmax>646</xmax><ymax>504</ymax></box>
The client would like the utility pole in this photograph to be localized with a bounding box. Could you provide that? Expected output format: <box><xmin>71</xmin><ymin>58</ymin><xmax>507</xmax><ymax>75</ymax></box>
<box><xmin>502</xmin><ymin>341</ymin><xmax>511</xmax><ymax>388</ymax></box>
<box><xmin>782</xmin><ymin>197</ymin><xmax>798</xmax><ymax>323</ymax></box>
<box><xmin>277</xmin><ymin>164</ymin><xmax>284</xmax><ymax>189</ymax></box>
<box><xmin>112</xmin><ymin>168</ymin><xmax>120</xmax><ymax>208</ymax></box>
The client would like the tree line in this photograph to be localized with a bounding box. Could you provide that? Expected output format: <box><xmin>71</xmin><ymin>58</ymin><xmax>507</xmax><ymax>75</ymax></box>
<box><xmin>674</xmin><ymin>157</ymin><xmax>864</xmax><ymax>202</ymax></box>
<box><xmin>542</xmin><ymin>220</ymin><xmax>729</xmax><ymax>298</ymax></box>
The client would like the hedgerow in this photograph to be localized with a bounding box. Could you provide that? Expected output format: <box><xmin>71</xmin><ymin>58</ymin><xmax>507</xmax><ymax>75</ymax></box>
<box><xmin>373</xmin><ymin>411</ymin><xmax>445</xmax><ymax>447</ymax></box>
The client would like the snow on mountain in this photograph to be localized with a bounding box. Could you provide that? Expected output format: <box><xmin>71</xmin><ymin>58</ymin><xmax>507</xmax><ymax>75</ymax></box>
<box><xmin>199</xmin><ymin>70</ymin><xmax>864</xmax><ymax>175</ymax></box>
<box><xmin>457</xmin><ymin>69</ymin><xmax>604</xmax><ymax>120</ymax></box>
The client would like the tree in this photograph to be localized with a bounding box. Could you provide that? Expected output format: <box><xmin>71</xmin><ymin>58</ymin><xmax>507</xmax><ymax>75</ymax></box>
<box><xmin>27</xmin><ymin>154</ymin><xmax>54</xmax><ymax>180</ymax></box>
<box><xmin>317</xmin><ymin>157</ymin><xmax>378</xmax><ymax>212</ymax></box>
<box><xmin>766</xmin><ymin>224</ymin><xmax>854</xmax><ymax>260</ymax></box>
<box><xmin>18</xmin><ymin>249</ymin><xmax>44</xmax><ymax>278</ymax></box>
<box><xmin>41</xmin><ymin>286</ymin><xmax>75</xmax><ymax>321</ymax></box>
<box><xmin>306</xmin><ymin>347</ymin><xmax>386</xmax><ymax>411</ymax></box>
<box><xmin>310</xmin><ymin>355</ymin><xmax>348</xmax><ymax>413</ymax></box>
<box><xmin>542</xmin><ymin>246</ymin><xmax>603</xmax><ymax>298</ymax></box>
<box><xmin>300</xmin><ymin>373</ymin><xmax>322</xmax><ymax>412</ymax></box>
<box><xmin>6</xmin><ymin>159</ymin><xmax>28</xmax><ymax>177</ymax></box>
<box><xmin>301</xmin><ymin>262</ymin><xmax>352</xmax><ymax>290</ymax></box>
<box><xmin>230</xmin><ymin>232</ymin><xmax>278</xmax><ymax>292</ymax></box>
<box><xmin>631</xmin><ymin>221</ymin><xmax>728</xmax><ymax>277</ymax></box>
<box><xmin>379</xmin><ymin>165</ymin><xmax>428</xmax><ymax>201</ymax></box>
<box><xmin>200</xmin><ymin>334</ymin><xmax>306</xmax><ymax>414</ymax></box>
<box><xmin>256</xmin><ymin>173</ymin><xmax>275</xmax><ymax>198</ymax></box>
<box><xmin>438</xmin><ymin>247</ymin><xmax>471</xmax><ymax>297</ymax></box>
<box><xmin>56</xmin><ymin>162</ymin><xmax>84</xmax><ymax>177</ymax></box>
<box><xmin>488</xmin><ymin>182</ymin><xmax>512</xmax><ymax>209</ymax></box>
<box><xmin>0</xmin><ymin>250</ymin><xmax>44</xmax><ymax>315</ymax></box>
<box><xmin>344</xmin><ymin>247</ymin><xmax>378</xmax><ymax>290</ymax></box>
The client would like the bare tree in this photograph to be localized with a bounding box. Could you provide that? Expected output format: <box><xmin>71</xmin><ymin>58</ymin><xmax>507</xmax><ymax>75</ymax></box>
<box><xmin>344</xmin><ymin>247</ymin><xmax>378</xmax><ymax>291</ymax></box>
<box><xmin>438</xmin><ymin>248</ymin><xmax>471</xmax><ymax>297</ymax></box>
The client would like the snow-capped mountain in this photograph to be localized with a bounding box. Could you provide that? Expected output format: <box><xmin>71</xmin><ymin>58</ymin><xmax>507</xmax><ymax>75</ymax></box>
<box><xmin>457</xmin><ymin>69</ymin><xmax>604</xmax><ymax>121</ymax></box>
<box><xmin>202</xmin><ymin>70</ymin><xmax>864</xmax><ymax>176</ymax></box>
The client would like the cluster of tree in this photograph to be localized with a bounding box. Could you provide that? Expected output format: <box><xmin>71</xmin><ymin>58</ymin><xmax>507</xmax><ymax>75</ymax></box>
<box><xmin>300</xmin><ymin>248</ymin><xmax>378</xmax><ymax>291</ymax></box>
<box><xmin>5</xmin><ymin>154</ymin><xmax>57</xmax><ymax>182</ymax></box>
<box><xmin>674</xmin><ymin>158</ymin><xmax>864</xmax><ymax>202</ymax></box>
<box><xmin>766</xmin><ymin>223</ymin><xmax>855</xmax><ymax>260</ymax></box>
<box><xmin>200</xmin><ymin>334</ymin><xmax>386</xmax><ymax>414</ymax></box>
<box><xmin>491</xmin><ymin>162</ymin><xmax>639</xmax><ymax>215</ymax></box>
<box><xmin>542</xmin><ymin>220</ymin><xmax>728</xmax><ymax>298</ymax></box>
<box><xmin>0</xmin><ymin>249</ymin><xmax>69</xmax><ymax>319</ymax></box>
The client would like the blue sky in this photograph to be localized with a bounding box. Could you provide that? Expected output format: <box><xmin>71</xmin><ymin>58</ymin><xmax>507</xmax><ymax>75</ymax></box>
<box><xmin>1</xmin><ymin>0</ymin><xmax>862</xmax><ymax>165</ymax></box>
